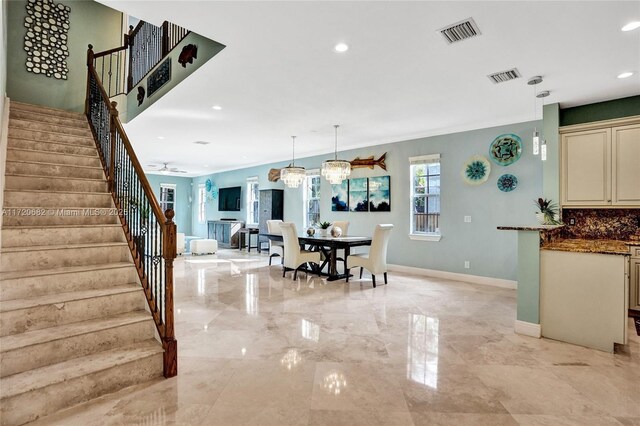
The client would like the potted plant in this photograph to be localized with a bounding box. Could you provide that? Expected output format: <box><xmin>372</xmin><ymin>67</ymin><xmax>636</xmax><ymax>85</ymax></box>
<box><xmin>534</xmin><ymin>198</ymin><xmax>561</xmax><ymax>225</ymax></box>
<box><xmin>317</xmin><ymin>221</ymin><xmax>332</xmax><ymax>237</ymax></box>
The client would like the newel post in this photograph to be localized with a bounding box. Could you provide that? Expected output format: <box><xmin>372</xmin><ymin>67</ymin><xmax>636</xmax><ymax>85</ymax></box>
<box><xmin>161</xmin><ymin>21</ymin><xmax>170</xmax><ymax>57</ymax></box>
<box><xmin>84</xmin><ymin>44</ymin><xmax>94</xmax><ymax>116</ymax></box>
<box><xmin>162</xmin><ymin>208</ymin><xmax>178</xmax><ymax>378</ymax></box>
<box><xmin>108</xmin><ymin>102</ymin><xmax>118</xmax><ymax>193</ymax></box>
<box><xmin>127</xmin><ymin>25</ymin><xmax>134</xmax><ymax>93</ymax></box>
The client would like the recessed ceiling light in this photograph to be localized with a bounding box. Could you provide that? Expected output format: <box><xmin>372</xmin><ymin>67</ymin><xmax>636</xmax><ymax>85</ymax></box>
<box><xmin>621</xmin><ymin>21</ymin><xmax>640</xmax><ymax>32</ymax></box>
<box><xmin>334</xmin><ymin>43</ymin><xmax>349</xmax><ymax>53</ymax></box>
<box><xmin>157</xmin><ymin>136</ymin><xmax>165</xmax><ymax>140</ymax></box>
<box><xmin>204</xmin><ymin>164</ymin><xmax>209</xmax><ymax>167</ymax></box>
<box><xmin>617</xmin><ymin>72</ymin><xmax>634</xmax><ymax>79</ymax></box>
<box><xmin>212</xmin><ymin>105</ymin><xmax>222</xmax><ymax>110</ymax></box>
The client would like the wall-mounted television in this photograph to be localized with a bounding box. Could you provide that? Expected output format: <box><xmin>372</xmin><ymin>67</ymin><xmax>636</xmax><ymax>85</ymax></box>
<box><xmin>218</xmin><ymin>186</ymin><xmax>241</xmax><ymax>211</ymax></box>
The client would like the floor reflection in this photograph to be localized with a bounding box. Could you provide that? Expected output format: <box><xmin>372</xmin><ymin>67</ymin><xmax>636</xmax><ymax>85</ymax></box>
<box><xmin>301</xmin><ymin>318</ymin><xmax>320</xmax><ymax>342</ymax></box>
<box><xmin>280</xmin><ymin>348</ymin><xmax>302</xmax><ymax>371</ymax></box>
<box><xmin>322</xmin><ymin>371</ymin><xmax>347</xmax><ymax>396</ymax></box>
<box><xmin>197</xmin><ymin>269</ymin><xmax>205</xmax><ymax>296</ymax></box>
<box><xmin>407</xmin><ymin>314</ymin><xmax>439</xmax><ymax>388</ymax></box>
<box><xmin>245</xmin><ymin>273</ymin><xmax>259</xmax><ymax>316</ymax></box>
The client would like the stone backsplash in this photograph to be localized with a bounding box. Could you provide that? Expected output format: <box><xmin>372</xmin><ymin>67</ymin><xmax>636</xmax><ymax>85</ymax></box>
<box><xmin>562</xmin><ymin>209</ymin><xmax>640</xmax><ymax>240</ymax></box>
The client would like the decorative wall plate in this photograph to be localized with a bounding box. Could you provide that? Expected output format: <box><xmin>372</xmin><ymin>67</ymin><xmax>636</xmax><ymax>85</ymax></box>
<box><xmin>497</xmin><ymin>174</ymin><xmax>518</xmax><ymax>192</ymax></box>
<box><xmin>489</xmin><ymin>134</ymin><xmax>522</xmax><ymax>166</ymax></box>
<box><xmin>205</xmin><ymin>179</ymin><xmax>213</xmax><ymax>192</ymax></box>
<box><xmin>461</xmin><ymin>155</ymin><xmax>491</xmax><ymax>185</ymax></box>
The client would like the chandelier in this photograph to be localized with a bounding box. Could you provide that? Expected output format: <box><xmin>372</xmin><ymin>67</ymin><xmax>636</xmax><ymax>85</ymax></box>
<box><xmin>321</xmin><ymin>125</ymin><xmax>351</xmax><ymax>184</ymax></box>
<box><xmin>280</xmin><ymin>136</ymin><xmax>306</xmax><ymax>188</ymax></box>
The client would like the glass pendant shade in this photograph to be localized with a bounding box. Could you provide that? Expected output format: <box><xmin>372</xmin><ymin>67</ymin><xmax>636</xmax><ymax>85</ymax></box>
<box><xmin>321</xmin><ymin>159</ymin><xmax>351</xmax><ymax>184</ymax></box>
<box><xmin>281</xmin><ymin>136</ymin><xmax>306</xmax><ymax>188</ymax></box>
<box><xmin>533</xmin><ymin>129</ymin><xmax>540</xmax><ymax>155</ymax></box>
<box><xmin>540</xmin><ymin>139</ymin><xmax>547</xmax><ymax>161</ymax></box>
<box><xmin>281</xmin><ymin>166</ymin><xmax>306</xmax><ymax>188</ymax></box>
<box><xmin>321</xmin><ymin>125</ymin><xmax>351</xmax><ymax>184</ymax></box>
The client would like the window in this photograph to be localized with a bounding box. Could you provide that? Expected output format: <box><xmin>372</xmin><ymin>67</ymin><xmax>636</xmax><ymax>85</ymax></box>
<box><xmin>159</xmin><ymin>183</ymin><xmax>176</xmax><ymax>213</ymax></box>
<box><xmin>410</xmin><ymin>154</ymin><xmax>441</xmax><ymax>241</ymax></box>
<box><xmin>246</xmin><ymin>177</ymin><xmax>259</xmax><ymax>225</ymax></box>
<box><xmin>304</xmin><ymin>171</ymin><xmax>321</xmax><ymax>228</ymax></box>
<box><xmin>198</xmin><ymin>184</ymin><xmax>206</xmax><ymax>223</ymax></box>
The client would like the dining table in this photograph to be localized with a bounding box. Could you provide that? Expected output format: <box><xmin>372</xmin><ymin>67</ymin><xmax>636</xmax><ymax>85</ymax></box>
<box><xmin>258</xmin><ymin>233</ymin><xmax>373</xmax><ymax>281</ymax></box>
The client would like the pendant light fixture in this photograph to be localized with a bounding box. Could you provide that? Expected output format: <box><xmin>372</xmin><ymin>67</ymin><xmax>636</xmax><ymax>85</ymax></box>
<box><xmin>528</xmin><ymin>76</ymin><xmax>543</xmax><ymax>156</ymax></box>
<box><xmin>280</xmin><ymin>136</ymin><xmax>306</xmax><ymax>188</ymax></box>
<box><xmin>321</xmin><ymin>125</ymin><xmax>351</xmax><ymax>184</ymax></box>
<box><xmin>536</xmin><ymin>90</ymin><xmax>550</xmax><ymax>162</ymax></box>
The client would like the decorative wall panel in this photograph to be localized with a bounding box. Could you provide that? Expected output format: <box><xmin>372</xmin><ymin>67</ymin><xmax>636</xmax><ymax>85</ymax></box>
<box><xmin>23</xmin><ymin>0</ymin><xmax>71</xmax><ymax>79</ymax></box>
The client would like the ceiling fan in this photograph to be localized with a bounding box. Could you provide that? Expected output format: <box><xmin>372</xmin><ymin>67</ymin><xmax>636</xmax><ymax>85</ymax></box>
<box><xmin>148</xmin><ymin>162</ymin><xmax>188</xmax><ymax>175</ymax></box>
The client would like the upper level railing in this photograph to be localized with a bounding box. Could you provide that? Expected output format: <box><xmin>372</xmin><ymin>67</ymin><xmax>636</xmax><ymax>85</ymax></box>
<box><xmin>128</xmin><ymin>20</ymin><xmax>190</xmax><ymax>91</ymax></box>
<box><xmin>86</xmin><ymin>44</ymin><xmax>178</xmax><ymax>378</ymax></box>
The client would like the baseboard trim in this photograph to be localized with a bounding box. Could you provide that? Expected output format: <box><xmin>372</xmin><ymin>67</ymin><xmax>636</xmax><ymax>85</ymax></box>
<box><xmin>514</xmin><ymin>320</ymin><xmax>541</xmax><ymax>338</ymax></box>
<box><xmin>387</xmin><ymin>263</ymin><xmax>517</xmax><ymax>289</ymax></box>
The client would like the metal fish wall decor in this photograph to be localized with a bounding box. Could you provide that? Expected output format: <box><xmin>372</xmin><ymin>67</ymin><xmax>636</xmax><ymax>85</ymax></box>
<box><xmin>350</xmin><ymin>153</ymin><xmax>387</xmax><ymax>170</ymax></box>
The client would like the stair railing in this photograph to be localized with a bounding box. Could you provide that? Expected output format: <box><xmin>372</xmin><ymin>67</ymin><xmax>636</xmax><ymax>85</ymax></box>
<box><xmin>127</xmin><ymin>20</ymin><xmax>190</xmax><ymax>92</ymax></box>
<box><xmin>90</xmin><ymin>26</ymin><xmax>137</xmax><ymax>98</ymax></box>
<box><xmin>85</xmin><ymin>44</ymin><xmax>177</xmax><ymax>378</ymax></box>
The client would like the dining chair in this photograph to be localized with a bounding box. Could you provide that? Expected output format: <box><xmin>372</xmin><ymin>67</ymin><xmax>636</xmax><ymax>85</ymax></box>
<box><xmin>266</xmin><ymin>220</ymin><xmax>284</xmax><ymax>265</ymax></box>
<box><xmin>346</xmin><ymin>224</ymin><xmax>393</xmax><ymax>287</ymax></box>
<box><xmin>280</xmin><ymin>222</ymin><xmax>321</xmax><ymax>280</ymax></box>
<box><xmin>332</xmin><ymin>220</ymin><xmax>350</xmax><ymax>272</ymax></box>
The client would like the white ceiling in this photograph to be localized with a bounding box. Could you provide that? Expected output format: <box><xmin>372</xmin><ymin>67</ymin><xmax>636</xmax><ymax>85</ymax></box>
<box><xmin>99</xmin><ymin>1</ymin><xmax>640</xmax><ymax>177</ymax></box>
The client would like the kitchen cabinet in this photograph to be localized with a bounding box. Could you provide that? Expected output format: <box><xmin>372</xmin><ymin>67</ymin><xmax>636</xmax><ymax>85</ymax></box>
<box><xmin>561</xmin><ymin>121</ymin><xmax>640</xmax><ymax>207</ymax></box>
<box><xmin>207</xmin><ymin>220</ymin><xmax>244</xmax><ymax>248</ymax></box>
<box><xmin>540</xmin><ymin>250</ymin><xmax>628</xmax><ymax>352</ymax></box>
<box><xmin>630</xmin><ymin>246</ymin><xmax>640</xmax><ymax>311</ymax></box>
<box><xmin>258</xmin><ymin>189</ymin><xmax>284</xmax><ymax>234</ymax></box>
<box><xmin>612</xmin><ymin>124</ymin><xmax>640</xmax><ymax>205</ymax></box>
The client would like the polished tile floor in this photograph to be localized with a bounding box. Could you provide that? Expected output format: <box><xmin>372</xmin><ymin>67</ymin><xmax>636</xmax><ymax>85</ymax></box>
<box><xmin>31</xmin><ymin>250</ymin><xmax>640</xmax><ymax>425</ymax></box>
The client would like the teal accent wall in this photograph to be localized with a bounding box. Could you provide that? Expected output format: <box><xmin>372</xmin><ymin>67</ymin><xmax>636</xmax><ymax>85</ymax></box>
<box><xmin>6</xmin><ymin>0</ymin><xmax>123</xmax><ymax>112</ymax></box>
<box><xmin>145</xmin><ymin>173</ymin><xmax>192</xmax><ymax>235</ymax></box>
<box><xmin>543</xmin><ymin>103</ymin><xmax>560</xmax><ymax>202</ymax></box>
<box><xmin>192</xmin><ymin>120</ymin><xmax>543</xmax><ymax>281</ymax></box>
<box><xmin>560</xmin><ymin>95</ymin><xmax>640</xmax><ymax>126</ymax></box>
<box><xmin>124</xmin><ymin>32</ymin><xmax>225</xmax><ymax>123</ymax></box>
<box><xmin>517</xmin><ymin>231</ymin><xmax>541</xmax><ymax>324</ymax></box>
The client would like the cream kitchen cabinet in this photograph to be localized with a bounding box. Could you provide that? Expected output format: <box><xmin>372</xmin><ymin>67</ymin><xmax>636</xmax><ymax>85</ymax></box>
<box><xmin>540</xmin><ymin>249</ymin><xmax>628</xmax><ymax>352</ymax></box>
<box><xmin>561</xmin><ymin>121</ymin><xmax>640</xmax><ymax>207</ymax></box>
<box><xmin>630</xmin><ymin>246</ymin><xmax>640</xmax><ymax>311</ymax></box>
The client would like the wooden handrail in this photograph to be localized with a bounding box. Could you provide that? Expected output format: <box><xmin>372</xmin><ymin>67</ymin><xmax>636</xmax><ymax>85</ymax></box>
<box><xmin>112</xmin><ymin>119</ymin><xmax>168</xmax><ymax>227</ymax></box>
<box><xmin>86</xmin><ymin>43</ymin><xmax>177</xmax><ymax>378</ymax></box>
<box><xmin>93</xmin><ymin>44</ymin><xmax>128</xmax><ymax>59</ymax></box>
<box><xmin>129</xmin><ymin>20</ymin><xmax>145</xmax><ymax>42</ymax></box>
<box><xmin>86</xmin><ymin>64</ymin><xmax>166</xmax><ymax>230</ymax></box>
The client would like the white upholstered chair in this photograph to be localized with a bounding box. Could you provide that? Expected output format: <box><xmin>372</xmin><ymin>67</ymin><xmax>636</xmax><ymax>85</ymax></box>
<box><xmin>280</xmin><ymin>222</ymin><xmax>321</xmax><ymax>280</ymax></box>
<box><xmin>346</xmin><ymin>224</ymin><xmax>393</xmax><ymax>287</ymax></box>
<box><xmin>331</xmin><ymin>221</ymin><xmax>350</xmax><ymax>271</ymax></box>
<box><xmin>266</xmin><ymin>219</ymin><xmax>284</xmax><ymax>265</ymax></box>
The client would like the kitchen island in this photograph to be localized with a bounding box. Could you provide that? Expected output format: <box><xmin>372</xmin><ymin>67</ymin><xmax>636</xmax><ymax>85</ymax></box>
<box><xmin>498</xmin><ymin>225</ymin><xmax>639</xmax><ymax>352</ymax></box>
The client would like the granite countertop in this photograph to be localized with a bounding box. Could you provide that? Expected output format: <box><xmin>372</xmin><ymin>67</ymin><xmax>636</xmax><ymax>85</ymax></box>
<box><xmin>497</xmin><ymin>225</ymin><xmax>565</xmax><ymax>231</ymax></box>
<box><xmin>541</xmin><ymin>238</ymin><xmax>636</xmax><ymax>255</ymax></box>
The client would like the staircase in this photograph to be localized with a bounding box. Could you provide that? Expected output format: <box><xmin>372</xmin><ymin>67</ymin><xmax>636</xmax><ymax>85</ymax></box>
<box><xmin>0</xmin><ymin>102</ymin><xmax>164</xmax><ymax>425</ymax></box>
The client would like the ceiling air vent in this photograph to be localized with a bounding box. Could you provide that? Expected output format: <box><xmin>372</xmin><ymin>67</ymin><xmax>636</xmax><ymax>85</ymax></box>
<box><xmin>487</xmin><ymin>68</ymin><xmax>522</xmax><ymax>84</ymax></box>
<box><xmin>438</xmin><ymin>18</ymin><xmax>481</xmax><ymax>44</ymax></box>
<box><xmin>193</xmin><ymin>140</ymin><xmax>211</xmax><ymax>145</ymax></box>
